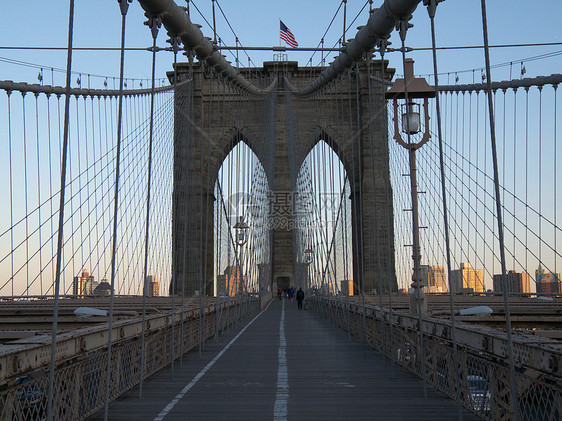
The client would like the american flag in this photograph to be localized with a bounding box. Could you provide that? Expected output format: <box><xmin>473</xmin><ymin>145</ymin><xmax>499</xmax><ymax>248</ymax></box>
<box><xmin>280</xmin><ymin>21</ymin><xmax>298</xmax><ymax>48</ymax></box>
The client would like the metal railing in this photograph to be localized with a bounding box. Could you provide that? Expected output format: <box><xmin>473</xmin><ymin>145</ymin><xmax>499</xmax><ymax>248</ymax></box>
<box><xmin>0</xmin><ymin>296</ymin><xmax>260</xmax><ymax>420</ymax></box>
<box><xmin>310</xmin><ymin>296</ymin><xmax>562</xmax><ymax>421</ymax></box>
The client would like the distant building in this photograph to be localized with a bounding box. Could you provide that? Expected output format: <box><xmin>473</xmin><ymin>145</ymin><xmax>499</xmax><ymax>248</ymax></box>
<box><xmin>93</xmin><ymin>280</ymin><xmax>113</xmax><ymax>296</ymax></box>
<box><xmin>73</xmin><ymin>269</ymin><xmax>94</xmax><ymax>297</ymax></box>
<box><xmin>420</xmin><ymin>265</ymin><xmax>447</xmax><ymax>292</ymax></box>
<box><xmin>83</xmin><ymin>278</ymin><xmax>99</xmax><ymax>295</ymax></box>
<box><xmin>536</xmin><ymin>265</ymin><xmax>562</xmax><ymax>294</ymax></box>
<box><xmin>450</xmin><ymin>262</ymin><xmax>484</xmax><ymax>293</ymax></box>
<box><xmin>217</xmin><ymin>266</ymin><xmax>247</xmax><ymax>296</ymax></box>
<box><xmin>493</xmin><ymin>270</ymin><xmax>530</xmax><ymax>293</ymax></box>
<box><xmin>145</xmin><ymin>275</ymin><xmax>159</xmax><ymax>297</ymax></box>
<box><xmin>340</xmin><ymin>279</ymin><xmax>354</xmax><ymax>296</ymax></box>
<box><xmin>257</xmin><ymin>263</ymin><xmax>271</xmax><ymax>295</ymax></box>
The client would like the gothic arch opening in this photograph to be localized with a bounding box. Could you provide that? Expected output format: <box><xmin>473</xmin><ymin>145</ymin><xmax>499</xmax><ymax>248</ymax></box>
<box><xmin>214</xmin><ymin>140</ymin><xmax>272</xmax><ymax>297</ymax></box>
<box><xmin>294</xmin><ymin>139</ymin><xmax>354</xmax><ymax>296</ymax></box>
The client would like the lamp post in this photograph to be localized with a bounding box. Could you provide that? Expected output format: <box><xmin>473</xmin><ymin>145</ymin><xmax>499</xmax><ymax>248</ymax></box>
<box><xmin>386</xmin><ymin>58</ymin><xmax>435</xmax><ymax>315</ymax></box>
<box><xmin>303</xmin><ymin>248</ymin><xmax>314</xmax><ymax>290</ymax></box>
<box><xmin>233</xmin><ymin>216</ymin><xmax>249</xmax><ymax>295</ymax></box>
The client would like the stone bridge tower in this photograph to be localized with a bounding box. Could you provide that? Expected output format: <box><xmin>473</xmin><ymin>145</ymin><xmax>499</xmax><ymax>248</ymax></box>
<box><xmin>169</xmin><ymin>59</ymin><xmax>397</xmax><ymax>297</ymax></box>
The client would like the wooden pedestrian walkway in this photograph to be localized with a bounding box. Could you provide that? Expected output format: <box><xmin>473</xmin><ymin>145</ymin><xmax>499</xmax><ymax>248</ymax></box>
<box><xmin>91</xmin><ymin>298</ymin><xmax>480</xmax><ymax>420</ymax></box>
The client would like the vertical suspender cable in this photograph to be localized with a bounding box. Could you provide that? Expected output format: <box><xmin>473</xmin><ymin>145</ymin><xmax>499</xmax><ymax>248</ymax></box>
<box><xmin>479</xmin><ymin>1</ymin><xmax>519</xmax><ymax>418</ymax></box>
<box><xmin>512</xmin><ymin>88</ymin><xmax>517</xmax><ymax>270</ymax></box>
<box><xmin>524</xmin><ymin>88</ymin><xmax>529</xmax><ymax>284</ymax></box>
<box><xmin>8</xmin><ymin>92</ymin><xmax>14</xmax><ymax>296</ymax></box>
<box><xmin>48</xmin><ymin>93</ymin><xmax>56</xmax><ymax>294</ymax></box>
<box><xmin>139</xmin><ymin>14</ymin><xmax>160</xmax><ymax>397</ymax></box>
<box><xmin>103</xmin><ymin>95</ymin><xmax>112</xmax><ymax>282</ymax></box>
<box><xmin>86</xmin><ymin>95</ymin><xmax>96</xmax><ymax>292</ymax></box>
<box><xmin>104</xmin><ymin>1</ymin><xmax>129</xmax><ymax>418</ymax></box>
<box><xmin>35</xmin><ymin>94</ymin><xmax>43</xmax><ymax>295</ymax></box>
<box><xmin>538</xmin><ymin>87</ymin><xmax>543</xmax><ymax>269</ymax></box>
<box><xmin>47</xmin><ymin>0</ymin><xmax>74</xmax><ymax>419</ymax></box>
<box><xmin>481</xmin><ymin>88</ymin><xmax>489</xmax><ymax>289</ymax></box>
<box><xmin>68</xmin><ymin>95</ymin><xmax>76</xmax><ymax>295</ymax></box>
<box><xmin>22</xmin><ymin>94</ymin><xmax>29</xmax><ymax>295</ymax></box>
<box><xmin>474</xmin><ymin>90</ymin><xmax>479</xmax><ymax>279</ymax></box>
<box><xmin>451</xmin><ymin>90</ymin><xmax>457</xmax><ymax>266</ymax></box>
<box><xmin>502</xmin><ymin>88</ymin><xmax>506</xmax><ymax>239</ymax></box>
<box><xmin>462</xmin><ymin>90</ymin><xmax>469</xmax><ymax>276</ymax></box>
<box><xmin>554</xmin><ymin>84</ymin><xmax>558</xmax><ymax>277</ymax></box>
<box><xmin>76</xmin><ymin>95</ymin><xmax>84</xmax><ymax>292</ymax></box>
<box><xmin>426</xmin><ymin>1</ymin><xmax>462</xmax><ymax>417</ymax></box>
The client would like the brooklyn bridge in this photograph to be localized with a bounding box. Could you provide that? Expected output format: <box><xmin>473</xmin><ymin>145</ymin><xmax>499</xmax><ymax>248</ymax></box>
<box><xmin>0</xmin><ymin>0</ymin><xmax>561</xmax><ymax>420</ymax></box>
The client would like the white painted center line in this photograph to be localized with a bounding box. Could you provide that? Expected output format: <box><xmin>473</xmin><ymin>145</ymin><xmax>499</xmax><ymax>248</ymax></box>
<box><xmin>153</xmin><ymin>300</ymin><xmax>273</xmax><ymax>421</ymax></box>
<box><xmin>274</xmin><ymin>299</ymin><xmax>288</xmax><ymax>420</ymax></box>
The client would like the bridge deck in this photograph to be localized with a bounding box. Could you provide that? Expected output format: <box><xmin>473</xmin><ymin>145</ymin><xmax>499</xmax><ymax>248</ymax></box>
<box><xmin>91</xmin><ymin>299</ymin><xmax>480</xmax><ymax>420</ymax></box>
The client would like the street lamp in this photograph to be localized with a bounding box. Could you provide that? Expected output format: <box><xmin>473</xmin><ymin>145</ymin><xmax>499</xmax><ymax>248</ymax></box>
<box><xmin>386</xmin><ymin>58</ymin><xmax>435</xmax><ymax>315</ymax></box>
<box><xmin>303</xmin><ymin>248</ymin><xmax>314</xmax><ymax>264</ymax></box>
<box><xmin>233</xmin><ymin>216</ymin><xmax>249</xmax><ymax>294</ymax></box>
<box><xmin>234</xmin><ymin>216</ymin><xmax>249</xmax><ymax>247</ymax></box>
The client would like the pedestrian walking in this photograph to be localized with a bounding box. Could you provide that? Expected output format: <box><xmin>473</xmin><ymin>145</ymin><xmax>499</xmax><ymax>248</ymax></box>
<box><xmin>296</xmin><ymin>287</ymin><xmax>305</xmax><ymax>310</ymax></box>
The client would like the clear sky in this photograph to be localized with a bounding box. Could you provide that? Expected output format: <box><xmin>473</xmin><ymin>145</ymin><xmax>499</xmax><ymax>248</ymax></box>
<box><xmin>1</xmin><ymin>1</ymin><xmax>561</xmax><ymax>87</ymax></box>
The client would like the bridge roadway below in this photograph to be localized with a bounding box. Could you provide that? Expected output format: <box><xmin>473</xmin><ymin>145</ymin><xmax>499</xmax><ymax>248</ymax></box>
<box><xmin>91</xmin><ymin>298</ymin><xmax>479</xmax><ymax>420</ymax></box>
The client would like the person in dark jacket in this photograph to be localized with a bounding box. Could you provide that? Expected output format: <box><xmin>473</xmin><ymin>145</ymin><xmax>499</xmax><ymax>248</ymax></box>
<box><xmin>296</xmin><ymin>287</ymin><xmax>305</xmax><ymax>310</ymax></box>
